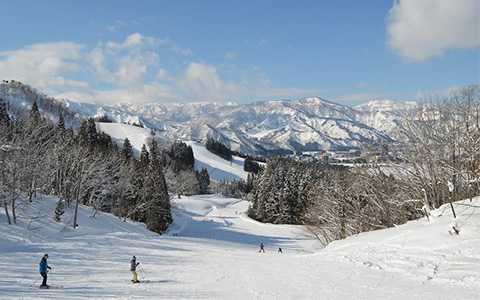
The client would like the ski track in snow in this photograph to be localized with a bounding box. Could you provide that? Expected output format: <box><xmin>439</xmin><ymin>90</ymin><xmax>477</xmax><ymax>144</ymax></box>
<box><xmin>1</xmin><ymin>194</ymin><xmax>480</xmax><ymax>299</ymax></box>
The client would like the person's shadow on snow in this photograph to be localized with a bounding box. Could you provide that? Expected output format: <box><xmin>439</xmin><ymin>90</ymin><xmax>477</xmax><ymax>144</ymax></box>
<box><xmin>139</xmin><ymin>280</ymin><xmax>177</xmax><ymax>284</ymax></box>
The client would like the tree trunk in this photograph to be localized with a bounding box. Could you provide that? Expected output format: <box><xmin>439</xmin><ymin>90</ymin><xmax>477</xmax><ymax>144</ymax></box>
<box><xmin>73</xmin><ymin>171</ymin><xmax>83</xmax><ymax>229</ymax></box>
<box><xmin>3</xmin><ymin>200</ymin><xmax>11</xmax><ymax>225</ymax></box>
<box><xmin>11</xmin><ymin>196</ymin><xmax>16</xmax><ymax>224</ymax></box>
<box><xmin>73</xmin><ymin>185</ymin><xmax>80</xmax><ymax>228</ymax></box>
<box><xmin>28</xmin><ymin>178</ymin><xmax>33</xmax><ymax>202</ymax></box>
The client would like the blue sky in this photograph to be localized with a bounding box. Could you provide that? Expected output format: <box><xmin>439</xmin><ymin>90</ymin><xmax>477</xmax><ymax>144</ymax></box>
<box><xmin>0</xmin><ymin>0</ymin><xmax>478</xmax><ymax>105</ymax></box>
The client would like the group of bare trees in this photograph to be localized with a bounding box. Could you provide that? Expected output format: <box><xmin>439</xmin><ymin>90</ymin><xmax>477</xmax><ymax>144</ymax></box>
<box><xmin>398</xmin><ymin>85</ymin><xmax>480</xmax><ymax>212</ymax></box>
<box><xmin>0</xmin><ymin>99</ymin><xmax>173</xmax><ymax>234</ymax></box>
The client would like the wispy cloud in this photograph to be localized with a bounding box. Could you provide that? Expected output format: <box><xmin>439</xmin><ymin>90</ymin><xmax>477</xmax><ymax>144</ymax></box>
<box><xmin>335</xmin><ymin>93</ymin><xmax>386</xmax><ymax>103</ymax></box>
<box><xmin>224</xmin><ymin>51</ymin><xmax>238</xmax><ymax>60</ymax></box>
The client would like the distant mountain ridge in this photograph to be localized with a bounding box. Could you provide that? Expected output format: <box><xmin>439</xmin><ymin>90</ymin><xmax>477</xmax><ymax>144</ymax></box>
<box><xmin>0</xmin><ymin>81</ymin><xmax>415</xmax><ymax>155</ymax></box>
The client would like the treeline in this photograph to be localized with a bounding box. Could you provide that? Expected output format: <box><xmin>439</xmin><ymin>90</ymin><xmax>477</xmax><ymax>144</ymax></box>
<box><xmin>248</xmin><ymin>158</ymin><xmax>420</xmax><ymax>243</ymax></box>
<box><xmin>248</xmin><ymin>85</ymin><xmax>480</xmax><ymax>243</ymax></box>
<box><xmin>206</xmin><ymin>137</ymin><xmax>232</xmax><ymax>161</ymax></box>
<box><xmin>243</xmin><ymin>156</ymin><xmax>262</xmax><ymax>174</ymax></box>
<box><xmin>162</xmin><ymin>141</ymin><xmax>210</xmax><ymax>196</ymax></box>
<box><xmin>0</xmin><ymin>99</ymin><xmax>175</xmax><ymax>233</ymax></box>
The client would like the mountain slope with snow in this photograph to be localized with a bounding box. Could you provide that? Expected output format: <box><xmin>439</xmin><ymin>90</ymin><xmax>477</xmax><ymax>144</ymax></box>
<box><xmin>1</xmin><ymin>193</ymin><xmax>479</xmax><ymax>299</ymax></box>
<box><xmin>94</xmin><ymin>123</ymin><xmax>248</xmax><ymax>181</ymax></box>
<box><xmin>186</xmin><ymin>141</ymin><xmax>248</xmax><ymax>181</ymax></box>
<box><xmin>0</xmin><ymin>81</ymin><xmax>414</xmax><ymax>156</ymax></box>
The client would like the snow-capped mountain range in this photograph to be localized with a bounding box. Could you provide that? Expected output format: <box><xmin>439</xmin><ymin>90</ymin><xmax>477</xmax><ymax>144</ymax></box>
<box><xmin>0</xmin><ymin>81</ymin><xmax>415</xmax><ymax>155</ymax></box>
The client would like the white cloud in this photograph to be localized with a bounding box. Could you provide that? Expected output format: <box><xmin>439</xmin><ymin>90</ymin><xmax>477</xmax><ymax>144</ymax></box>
<box><xmin>56</xmin><ymin>83</ymin><xmax>175</xmax><ymax>105</ymax></box>
<box><xmin>156</xmin><ymin>68</ymin><xmax>171</xmax><ymax>81</ymax></box>
<box><xmin>0</xmin><ymin>34</ymin><xmax>321</xmax><ymax>105</ymax></box>
<box><xmin>88</xmin><ymin>33</ymin><xmax>159</xmax><ymax>88</ymax></box>
<box><xmin>0</xmin><ymin>42</ymin><xmax>84</xmax><ymax>90</ymax></box>
<box><xmin>335</xmin><ymin>93</ymin><xmax>385</xmax><ymax>103</ymax></box>
<box><xmin>106</xmin><ymin>32</ymin><xmax>156</xmax><ymax>51</ymax></box>
<box><xmin>179</xmin><ymin>62</ymin><xmax>238</xmax><ymax>101</ymax></box>
<box><xmin>157</xmin><ymin>38</ymin><xmax>193</xmax><ymax>56</ymax></box>
<box><xmin>387</xmin><ymin>0</ymin><xmax>480</xmax><ymax>61</ymax></box>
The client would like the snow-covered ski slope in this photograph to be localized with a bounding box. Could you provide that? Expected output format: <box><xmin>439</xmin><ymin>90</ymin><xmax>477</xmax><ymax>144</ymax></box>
<box><xmin>1</xmin><ymin>194</ymin><xmax>480</xmax><ymax>299</ymax></box>
<box><xmin>185</xmin><ymin>141</ymin><xmax>248</xmax><ymax>181</ymax></box>
<box><xmin>96</xmin><ymin>122</ymin><xmax>154</xmax><ymax>157</ymax></box>
<box><xmin>96</xmin><ymin>123</ymin><xmax>248</xmax><ymax>181</ymax></box>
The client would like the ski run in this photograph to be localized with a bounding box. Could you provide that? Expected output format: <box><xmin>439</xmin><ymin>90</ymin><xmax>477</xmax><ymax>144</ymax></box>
<box><xmin>1</xmin><ymin>193</ymin><xmax>479</xmax><ymax>299</ymax></box>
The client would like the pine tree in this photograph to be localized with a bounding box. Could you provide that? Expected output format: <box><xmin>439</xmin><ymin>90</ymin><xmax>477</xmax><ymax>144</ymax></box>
<box><xmin>54</xmin><ymin>199</ymin><xmax>65</xmax><ymax>222</ymax></box>
<box><xmin>122</xmin><ymin>138</ymin><xmax>133</xmax><ymax>162</ymax></box>
<box><xmin>78</xmin><ymin>120</ymin><xmax>89</xmax><ymax>145</ymax></box>
<box><xmin>196</xmin><ymin>168</ymin><xmax>210</xmax><ymax>194</ymax></box>
<box><xmin>0</xmin><ymin>97</ymin><xmax>10</xmax><ymax>128</ymax></box>
<box><xmin>57</xmin><ymin>112</ymin><xmax>65</xmax><ymax>131</ymax></box>
<box><xmin>86</xmin><ymin>118</ymin><xmax>98</xmax><ymax>147</ymax></box>
<box><xmin>29</xmin><ymin>101</ymin><xmax>41</xmax><ymax>124</ymax></box>
<box><xmin>144</xmin><ymin>139</ymin><xmax>172</xmax><ymax>233</ymax></box>
<box><xmin>139</xmin><ymin>144</ymin><xmax>150</xmax><ymax>169</ymax></box>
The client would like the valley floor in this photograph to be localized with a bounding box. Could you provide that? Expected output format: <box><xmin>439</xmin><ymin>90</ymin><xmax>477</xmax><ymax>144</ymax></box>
<box><xmin>0</xmin><ymin>194</ymin><xmax>479</xmax><ymax>299</ymax></box>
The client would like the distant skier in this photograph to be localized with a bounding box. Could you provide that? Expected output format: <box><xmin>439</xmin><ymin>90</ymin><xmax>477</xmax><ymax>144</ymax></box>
<box><xmin>130</xmin><ymin>256</ymin><xmax>140</xmax><ymax>283</ymax></box>
<box><xmin>259</xmin><ymin>242</ymin><xmax>265</xmax><ymax>253</ymax></box>
<box><xmin>278</xmin><ymin>247</ymin><xmax>283</xmax><ymax>253</ymax></box>
<box><xmin>39</xmin><ymin>254</ymin><xmax>52</xmax><ymax>288</ymax></box>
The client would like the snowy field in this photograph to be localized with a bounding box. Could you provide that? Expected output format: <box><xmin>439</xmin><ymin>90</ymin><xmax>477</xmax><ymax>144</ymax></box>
<box><xmin>1</xmin><ymin>194</ymin><xmax>480</xmax><ymax>299</ymax></box>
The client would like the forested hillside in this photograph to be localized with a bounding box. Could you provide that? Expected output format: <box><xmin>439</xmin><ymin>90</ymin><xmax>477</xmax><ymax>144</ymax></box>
<box><xmin>0</xmin><ymin>98</ymin><xmax>174</xmax><ymax>233</ymax></box>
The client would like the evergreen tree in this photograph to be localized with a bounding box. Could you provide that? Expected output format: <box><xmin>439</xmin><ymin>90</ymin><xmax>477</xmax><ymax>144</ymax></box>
<box><xmin>144</xmin><ymin>139</ymin><xmax>172</xmax><ymax>233</ymax></box>
<box><xmin>244</xmin><ymin>156</ymin><xmax>261</xmax><ymax>174</ymax></box>
<box><xmin>196</xmin><ymin>168</ymin><xmax>210</xmax><ymax>194</ymax></box>
<box><xmin>78</xmin><ymin>120</ymin><xmax>89</xmax><ymax>145</ymax></box>
<box><xmin>139</xmin><ymin>144</ymin><xmax>150</xmax><ymax>169</ymax></box>
<box><xmin>122</xmin><ymin>138</ymin><xmax>133</xmax><ymax>162</ymax></box>
<box><xmin>86</xmin><ymin>118</ymin><xmax>98</xmax><ymax>147</ymax></box>
<box><xmin>0</xmin><ymin>97</ymin><xmax>10</xmax><ymax>128</ymax></box>
<box><xmin>206</xmin><ymin>137</ymin><xmax>232</xmax><ymax>161</ymax></box>
<box><xmin>57</xmin><ymin>112</ymin><xmax>65</xmax><ymax>131</ymax></box>
<box><xmin>162</xmin><ymin>141</ymin><xmax>195</xmax><ymax>171</ymax></box>
<box><xmin>54</xmin><ymin>199</ymin><xmax>65</xmax><ymax>222</ymax></box>
<box><xmin>29</xmin><ymin>101</ymin><xmax>41</xmax><ymax>125</ymax></box>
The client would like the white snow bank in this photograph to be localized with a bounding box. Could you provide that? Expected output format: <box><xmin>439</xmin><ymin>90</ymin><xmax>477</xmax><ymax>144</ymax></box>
<box><xmin>321</xmin><ymin>197</ymin><xmax>480</xmax><ymax>289</ymax></box>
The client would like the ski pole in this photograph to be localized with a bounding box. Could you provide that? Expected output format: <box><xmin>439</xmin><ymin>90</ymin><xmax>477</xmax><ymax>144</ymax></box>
<box><xmin>139</xmin><ymin>268</ymin><xmax>146</xmax><ymax>280</ymax></box>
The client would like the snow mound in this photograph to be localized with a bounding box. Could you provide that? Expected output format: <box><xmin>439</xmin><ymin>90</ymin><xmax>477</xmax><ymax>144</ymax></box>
<box><xmin>322</xmin><ymin>197</ymin><xmax>480</xmax><ymax>288</ymax></box>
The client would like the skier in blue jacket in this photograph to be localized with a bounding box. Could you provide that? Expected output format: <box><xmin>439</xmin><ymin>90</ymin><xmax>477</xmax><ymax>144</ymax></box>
<box><xmin>39</xmin><ymin>254</ymin><xmax>52</xmax><ymax>288</ymax></box>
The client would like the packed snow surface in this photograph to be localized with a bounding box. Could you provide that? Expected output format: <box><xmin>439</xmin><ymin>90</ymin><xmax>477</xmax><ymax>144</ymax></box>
<box><xmin>1</xmin><ymin>194</ymin><xmax>479</xmax><ymax>299</ymax></box>
<box><xmin>185</xmin><ymin>141</ymin><xmax>248</xmax><ymax>181</ymax></box>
